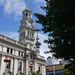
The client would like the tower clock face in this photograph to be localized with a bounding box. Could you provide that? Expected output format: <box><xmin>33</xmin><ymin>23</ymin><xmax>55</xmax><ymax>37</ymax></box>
<box><xmin>28</xmin><ymin>22</ymin><xmax>31</xmax><ymax>27</ymax></box>
<box><xmin>26</xmin><ymin>20</ymin><xmax>28</xmax><ymax>24</ymax></box>
<box><xmin>26</xmin><ymin>20</ymin><xmax>32</xmax><ymax>27</ymax></box>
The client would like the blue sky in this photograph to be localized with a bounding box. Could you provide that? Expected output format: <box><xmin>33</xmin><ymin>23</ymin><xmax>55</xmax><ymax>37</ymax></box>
<box><xmin>0</xmin><ymin>0</ymin><xmax>45</xmax><ymax>32</ymax></box>
<box><xmin>0</xmin><ymin>0</ymin><xmax>51</xmax><ymax>59</ymax></box>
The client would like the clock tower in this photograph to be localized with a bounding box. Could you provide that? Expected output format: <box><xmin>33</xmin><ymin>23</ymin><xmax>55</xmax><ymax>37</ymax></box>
<box><xmin>19</xmin><ymin>9</ymin><xmax>35</xmax><ymax>50</ymax></box>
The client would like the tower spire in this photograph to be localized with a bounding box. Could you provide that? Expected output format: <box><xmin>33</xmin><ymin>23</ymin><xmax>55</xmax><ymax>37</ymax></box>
<box><xmin>35</xmin><ymin>29</ymin><xmax>41</xmax><ymax>55</ymax></box>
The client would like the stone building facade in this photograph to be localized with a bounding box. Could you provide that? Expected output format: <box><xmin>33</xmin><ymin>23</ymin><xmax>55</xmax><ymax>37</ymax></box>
<box><xmin>0</xmin><ymin>9</ymin><xmax>46</xmax><ymax>75</ymax></box>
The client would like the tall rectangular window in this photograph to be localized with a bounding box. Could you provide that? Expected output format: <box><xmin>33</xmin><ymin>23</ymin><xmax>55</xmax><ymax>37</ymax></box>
<box><xmin>18</xmin><ymin>62</ymin><xmax>22</xmax><ymax>71</ymax></box>
<box><xmin>7</xmin><ymin>48</ymin><xmax>9</xmax><ymax>53</ymax></box>
<box><xmin>10</xmin><ymin>49</ymin><xmax>13</xmax><ymax>54</ymax></box>
<box><xmin>18</xmin><ymin>51</ymin><xmax>20</xmax><ymax>56</ymax></box>
<box><xmin>0</xmin><ymin>46</ymin><xmax>2</xmax><ymax>51</ymax></box>
<box><xmin>21</xmin><ymin>52</ymin><xmax>23</xmax><ymax>57</ymax></box>
<box><xmin>27</xmin><ymin>31</ymin><xmax>29</xmax><ymax>36</ymax></box>
<box><xmin>38</xmin><ymin>67</ymin><xmax>40</xmax><ymax>72</ymax></box>
<box><xmin>32</xmin><ymin>33</ymin><xmax>33</xmax><ymax>37</ymax></box>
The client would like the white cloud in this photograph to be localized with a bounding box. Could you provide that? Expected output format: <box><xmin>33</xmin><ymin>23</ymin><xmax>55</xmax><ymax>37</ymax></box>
<box><xmin>0</xmin><ymin>0</ymin><xmax>26</xmax><ymax>18</ymax></box>
<box><xmin>0</xmin><ymin>0</ymin><xmax>5</xmax><ymax>6</ymax></box>
<box><xmin>34</xmin><ymin>0</ymin><xmax>45</xmax><ymax>3</ymax></box>
<box><xmin>38</xmin><ymin>33</ymin><xmax>51</xmax><ymax>59</ymax></box>
<box><xmin>0</xmin><ymin>32</ymin><xmax>19</xmax><ymax>41</ymax></box>
<box><xmin>35</xmin><ymin>33</ymin><xmax>51</xmax><ymax>59</ymax></box>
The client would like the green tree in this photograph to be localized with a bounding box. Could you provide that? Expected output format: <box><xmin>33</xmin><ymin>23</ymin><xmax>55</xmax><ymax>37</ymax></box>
<box><xmin>64</xmin><ymin>65</ymin><xmax>72</xmax><ymax>75</ymax></box>
<box><xmin>32</xmin><ymin>70</ymin><xmax>42</xmax><ymax>75</ymax></box>
<box><xmin>35</xmin><ymin>0</ymin><xmax>75</xmax><ymax>74</ymax></box>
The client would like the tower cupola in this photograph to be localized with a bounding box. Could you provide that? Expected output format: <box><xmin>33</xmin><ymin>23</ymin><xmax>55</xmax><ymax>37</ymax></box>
<box><xmin>22</xmin><ymin>9</ymin><xmax>32</xmax><ymax>20</ymax></box>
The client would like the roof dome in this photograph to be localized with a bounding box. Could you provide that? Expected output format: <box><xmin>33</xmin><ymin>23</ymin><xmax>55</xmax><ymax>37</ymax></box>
<box><xmin>22</xmin><ymin>8</ymin><xmax>32</xmax><ymax>14</ymax></box>
<box><xmin>47</xmin><ymin>56</ymin><xmax>52</xmax><ymax>59</ymax></box>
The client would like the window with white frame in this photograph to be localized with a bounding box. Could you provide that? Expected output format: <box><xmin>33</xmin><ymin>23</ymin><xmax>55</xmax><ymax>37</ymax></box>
<box><xmin>21</xmin><ymin>52</ymin><xmax>23</xmax><ymax>57</ymax></box>
<box><xmin>7</xmin><ymin>48</ymin><xmax>13</xmax><ymax>54</ymax></box>
<box><xmin>7</xmin><ymin>48</ymin><xmax>9</xmax><ymax>53</ymax></box>
<box><xmin>38</xmin><ymin>64</ymin><xmax>42</xmax><ymax>73</ymax></box>
<box><xmin>0</xmin><ymin>45</ymin><xmax>2</xmax><ymax>51</ymax></box>
<box><xmin>18</xmin><ymin>51</ymin><xmax>21</xmax><ymax>56</ymax></box>
<box><xmin>18</xmin><ymin>61</ymin><xmax>22</xmax><ymax>71</ymax></box>
<box><xmin>27</xmin><ymin>31</ymin><xmax>29</xmax><ymax>36</ymax></box>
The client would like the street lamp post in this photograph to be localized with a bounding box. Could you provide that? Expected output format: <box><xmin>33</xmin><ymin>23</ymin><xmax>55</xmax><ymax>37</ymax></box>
<box><xmin>52</xmin><ymin>54</ymin><xmax>56</xmax><ymax>75</ymax></box>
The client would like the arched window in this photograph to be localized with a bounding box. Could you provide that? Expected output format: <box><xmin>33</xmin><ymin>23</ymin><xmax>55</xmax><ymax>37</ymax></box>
<box><xmin>27</xmin><ymin>31</ymin><xmax>29</xmax><ymax>36</ymax></box>
<box><xmin>26</xmin><ymin>13</ymin><xmax>28</xmax><ymax>16</ymax></box>
<box><xmin>32</xmin><ymin>33</ymin><xmax>33</xmax><ymax>37</ymax></box>
<box><xmin>18</xmin><ymin>62</ymin><xmax>22</xmax><ymax>71</ymax></box>
<box><xmin>29</xmin><ymin>13</ymin><xmax>31</xmax><ymax>16</ymax></box>
<box><xmin>6</xmin><ymin>60</ymin><xmax>11</xmax><ymax>69</ymax></box>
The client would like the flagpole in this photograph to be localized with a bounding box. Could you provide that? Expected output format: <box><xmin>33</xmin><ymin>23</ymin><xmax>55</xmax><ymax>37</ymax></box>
<box><xmin>52</xmin><ymin>55</ymin><xmax>56</xmax><ymax>75</ymax></box>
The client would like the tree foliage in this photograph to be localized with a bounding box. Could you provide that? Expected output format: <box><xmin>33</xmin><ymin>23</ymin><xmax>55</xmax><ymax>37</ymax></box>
<box><xmin>64</xmin><ymin>64</ymin><xmax>72</xmax><ymax>75</ymax></box>
<box><xmin>35</xmin><ymin>0</ymin><xmax>75</xmax><ymax>74</ymax></box>
<box><xmin>32</xmin><ymin>70</ymin><xmax>42</xmax><ymax>75</ymax></box>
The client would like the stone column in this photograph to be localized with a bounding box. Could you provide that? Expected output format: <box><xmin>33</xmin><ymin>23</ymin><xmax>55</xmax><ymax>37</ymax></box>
<box><xmin>23</xmin><ymin>50</ymin><xmax>29</xmax><ymax>75</ymax></box>
<box><xmin>14</xmin><ymin>59</ymin><xmax>18</xmax><ymax>75</ymax></box>
<box><xmin>0</xmin><ymin>55</ymin><xmax>2</xmax><ymax>75</ymax></box>
<box><xmin>32</xmin><ymin>60</ymin><xmax>35</xmax><ymax>72</ymax></box>
<box><xmin>34</xmin><ymin>60</ymin><xmax>38</xmax><ymax>72</ymax></box>
<box><xmin>41</xmin><ymin>65</ymin><xmax>46</xmax><ymax>75</ymax></box>
<box><xmin>26</xmin><ymin>59</ymin><xmax>29</xmax><ymax>75</ymax></box>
